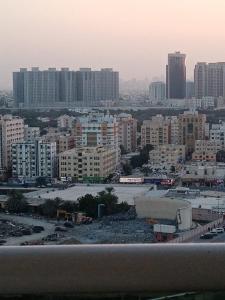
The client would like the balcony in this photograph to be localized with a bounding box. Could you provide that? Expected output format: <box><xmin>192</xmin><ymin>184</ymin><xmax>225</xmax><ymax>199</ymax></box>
<box><xmin>0</xmin><ymin>244</ymin><xmax>225</xmax><ymax>299</ymax></box>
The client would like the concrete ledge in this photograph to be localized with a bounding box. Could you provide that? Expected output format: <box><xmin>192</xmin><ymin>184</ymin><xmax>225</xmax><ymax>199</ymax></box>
<box><xmin>0</xmin><ymin>244</ymin><xmax>225</xmax><ymax>295</ymax></box>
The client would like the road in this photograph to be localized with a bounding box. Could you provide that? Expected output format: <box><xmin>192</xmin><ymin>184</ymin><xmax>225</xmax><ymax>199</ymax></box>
<box><xmin>194</xmin><ymin>230</ymin><xmax>225</xmax><ymax>243</ymax></box>
<box><xmin>0</xmin><ymin>213</ymin><xmax>56</xmax><ymax>246</ymax></box>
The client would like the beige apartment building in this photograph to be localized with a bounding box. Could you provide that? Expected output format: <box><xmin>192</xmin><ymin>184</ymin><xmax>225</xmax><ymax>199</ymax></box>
<box><xmin>42</xmin><ymin>133</ymin><xmax>75</xmax><ymax>154</ymax></box>
<box><xmin>0</xmin><ymin>115</ymin><xmax>24</xmax><ymax>173</ymax></box>
<box><xmin>178</xmin><ymin>111</ymin><xmax>206</xmax><ymax>155</ymax></box>
<box><xmin>192</xmin><ymin>140</ymin><xmax>222</xmax><ymax>162</ymax></box>
<box><xmin>117</xmin><ymin>113</ymin><xmax>137</xmax><ymax>152</ymax></box>
<box><xmin>141</xmin><ymin>118</ymin><xmax>170</xmax><ymax>148</ymax></box>
<box><xmin>59</xmin><ymin>146</ymin><xmax>116</xmax><ymax>181</ymax></box>
<box><xmin>149</xmin><ymin>144</ymin><xmax>186</xmax><ymax>170</ymax></box>
<box><xmin>73</xmin><ymin>114</ymin><xmax>120</xmax><ymax>164</ymax></box>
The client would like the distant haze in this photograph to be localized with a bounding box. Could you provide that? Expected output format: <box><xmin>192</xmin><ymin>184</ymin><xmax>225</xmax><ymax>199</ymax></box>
<box><xmin>1</xmin><ymin>0</ymin><xmax>225</xmax><ymax>89</ymax></box>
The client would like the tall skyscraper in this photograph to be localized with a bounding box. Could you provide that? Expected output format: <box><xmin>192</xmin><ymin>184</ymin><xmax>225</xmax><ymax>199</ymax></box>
<box><xmin>166</xmin><ymin>51</ymin><xmax>186</xmax><ymax>99</ymax></box>
<box><xmin>194</xmin><ymin>62</ymin><xmax>225</xmax><ymax>98</ymax></box>
<box><xmin>149</xmin><ymin>81</ymin><xmax>166</xmax><ymax>101</ymax></box>
<box><xmin>13</xmin><ymin>68</ymin><xmax>119</xmax><ymax>108</ymax></box>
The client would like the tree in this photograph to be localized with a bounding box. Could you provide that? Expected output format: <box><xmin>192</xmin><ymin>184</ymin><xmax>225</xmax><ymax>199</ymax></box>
<box><xmin>122</xmin><ymin>163</ymin><xmax>132</xmax><ymax>175</ymax></box>
<box><xmin>216</xmin><ymin>150</ymin><xmax>225</xmax><ymax>162</ymax></box>
<box><xmin>40</xmin><ymin>198</ymin><xmax>62</xmax><ymax>218</ymax></box>
<box><xmin>141</xmin><ymin>166</ymin><xmax>151</xmax><ymax>176</ymax></box>
<box><xmin>97</xmin><ymin>188</ymin><xmax>118</xmax><ymax>215</ymax></box>
<box><xmin>60</xmin><ymin>200</ymin><xmax>78</xmax><ymax>213</ymax></box>
<box><xmin>77</xmin><ymin>194</ymin><xmax>99</xmax><ymax>218</ymax></box>
<box><xmin>6</xmin><ymin>191</ymin><xmax>28</xmax><ymax>213</ymax></box>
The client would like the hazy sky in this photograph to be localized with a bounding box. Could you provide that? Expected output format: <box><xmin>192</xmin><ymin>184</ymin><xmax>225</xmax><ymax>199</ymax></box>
<box><xmin>1</xmin><ymin>0</ymin><xmax>225</xmax><ymax>89</ymax></box>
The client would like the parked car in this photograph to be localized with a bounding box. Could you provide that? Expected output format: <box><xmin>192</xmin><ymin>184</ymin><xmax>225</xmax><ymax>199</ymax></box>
<box><xmin>215</xmin><ymin>227</ymin><xmax>224</xmax><ymax>233</ymax></box>
<box><xmin>55</xmin><ymin>226</ymin><xmax>67</xmax><ymax>232</ymax></box>
<box><xmin>200</xmin><ymin>233</ymin><xmax>214</xmax><ymax>239</ymax></box>
<box><xmin>64</xmin><ymin>221</ymin><xmax>74</xmax><ymax>228</ymax></box>
<box><xmin>210</xmin><ymin>229</ymin><xmax>218</xmax><ymax>236</ymax></box>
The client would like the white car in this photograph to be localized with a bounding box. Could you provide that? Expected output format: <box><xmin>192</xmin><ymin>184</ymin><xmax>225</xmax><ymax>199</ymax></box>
<box><xmin>215</xmin><ymin>227</ymin><xmax>224</xmax><ymax>233</ymax></box>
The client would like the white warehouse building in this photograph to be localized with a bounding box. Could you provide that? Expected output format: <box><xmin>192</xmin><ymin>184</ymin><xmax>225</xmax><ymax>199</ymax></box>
<box><xmin>134</xmin><ymin>193</ymin><xmax>192</xmax><ymax>231</ymax></box>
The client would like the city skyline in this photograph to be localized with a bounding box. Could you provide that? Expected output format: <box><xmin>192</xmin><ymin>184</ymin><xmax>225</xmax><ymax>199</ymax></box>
<box><xmin>1</xmin><ymin>0</ymin><xmax>225</xmax><ymax>89</ymax></box>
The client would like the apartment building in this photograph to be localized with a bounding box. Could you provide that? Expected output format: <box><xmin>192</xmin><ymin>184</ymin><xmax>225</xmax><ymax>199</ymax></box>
<box><xmin>166</xmin><ymin>116</ymin><xmax>179</xmax><ymax>144</ymax></box>
<box><xmin>210</xmin><ymin>122</ymin><xmax>225</xmax><ymax>148</ymax></box>
<box><xmin>0</xmin><ymin>115</ymin><xmax>24</xmax><ymax>173</ymax></box>
<box><xmin>24</xmin><ymin>125</ymin><xmax>40</xmax><ymax>142</ymax></box>
<box><xmin>141</xmin><ymin>117</ymin><xmax>170</xmax><ymax>148</ymax></box>
<box><xmin>192</xmin><ymin>140</ymin><xmax>222</xmax><ymax>162</ymax></box>
<box><xmin>13</xmin><ymin>67</ymin><xmax>119</xmax><ymax>108</ymax></box>
<box><xmin>149</xmin><ymin>144</ymin><xmax>185</xmax><ymax>170</ymax></box>
<box><xmin>12</xmin><ymin>141</ymin><xmax>56</xmax><ymax>180</ymax></box>
<box><xmin>74</xmin><ymin>114</ymin><xmax>120</xmax><ymax>163</ymax></box>
<box><xmin>117</xmin><ymin>113</ymin><xmax>137</xmax><ymax>152</ymax></box>
<box><xmin>194</xmin><ymin>62</ymin><xmax>225</xmax><ymax>98</ymax></box>
<box><xmin>59</xmin><ymin>146</ymin><xmax>116</xmax><ymax>182</ymax></box>
<box><xmin>178</xmin><ymin>111</ymin><xmax>206</xmax><ymax>155</ymax></box>
<box><xmin>41</xmin><ymin>133</ymin><xmax>75</xmax><ymax>154</ymax></box>
<box><xmin>57</xmin><ymin>115</ymin><xmax>75</xmax><ymax>129</ymax></box>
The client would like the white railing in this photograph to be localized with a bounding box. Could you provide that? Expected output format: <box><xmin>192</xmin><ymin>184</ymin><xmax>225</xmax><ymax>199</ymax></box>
<box><xmin>0</xmin><ymin>244</ymin><xmax>225</xmax><ymax>295</ymax></box>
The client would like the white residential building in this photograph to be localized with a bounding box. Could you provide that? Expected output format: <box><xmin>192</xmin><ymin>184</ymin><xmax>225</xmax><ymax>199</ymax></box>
<box><xmin>57</xmin><ymin>115</ymin><xmax>75</xmax><ymax>129</ymax></box>
<box><xmin>210</xmin><ymin>122</ymin><xmax>225</xmax><ymax>148</ymax></box>
<box><xmin>12</xmin><ymin>141</ymin><xmax>56</xmax><ymax>180</ymax></box>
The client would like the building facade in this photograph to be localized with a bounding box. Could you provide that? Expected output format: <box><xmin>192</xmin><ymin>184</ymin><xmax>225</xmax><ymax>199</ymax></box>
<box><xmin>194</xmin><ymin>62</ymin><xmax>225</xmax><ymax>98</ymax></box>
<box><xmin>141</xmin><ymin>118</ymin><xmax>170</xmax><ymax>148</ymax></box>
<box><xmin>13</xmin><ymin>68</ymin><xmax>119</xmax><ymax>108</ymax></box>
<box><xmin>178</xmin><ymin>111</ymin><xmax>206</xmax><ymax>155</ymax></box>
<box><xmin>59</xmin><ymin>146</ymin><xmax>116</xmax><ymax>182</ymax></box>
<box><xmin>192</xmin><ymin>140</ymin><xmax>222</xmax><ymax>162</ymax></box>
<box><xmin>166</xmin><ymin>52</ymin><xmax>186</xmax><ymax>99</ymax></box>
<box><xmin>0</xmin><ymin>115</ymin><xmax>24</xmax><ymax>173</ymax></box>
<box><xmin>117</xmin><ymin>113</ymin><xmax>137</xmax><ymax>152</ymax></box>
<box><xmin>149</xmin><ymin>81</ymin><xmax>166</xmax><ymax>102</ymax></box>
<box><xmin>41</xmin><ymin>133</ymin><xmax>75</xmax><ymax>154</ymax></box>
<box><xmin>149</xmin><ymin>144</ymin><xmax>185</xmax><ymax>170</ymax></box>
<box><xmin>74</xmin><ymin>114</ymin><xmax>120</xmax><ymax>163</ymax></box>
<box><xmin>57</xmin><ymin>115</ymin><xmax>75</xmax><ymax>129</ymax></box>
<box><xmin>24</xmin><ymin>125</ymin><xmax>40</xmax><ymax>142</ymax></box>
<box><xmin>12</xmin><ymin>141</ymin><xmax>56</xmax><ymax>180</ymax></box>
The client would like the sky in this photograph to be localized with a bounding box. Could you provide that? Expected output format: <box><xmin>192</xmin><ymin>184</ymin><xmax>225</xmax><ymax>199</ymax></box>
<box><xmin>1</xmin><ymin>0</ymin><xmax>225</xmax><ymax>89</ymax></box>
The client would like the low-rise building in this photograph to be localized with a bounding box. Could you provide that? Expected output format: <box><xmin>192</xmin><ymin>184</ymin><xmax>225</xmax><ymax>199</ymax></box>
<box><xmin>181</xmin><ymin>162</ymin><xmax>225</xmax><ymax>185</ymax></box>
<box><xmin>24</xmin><ymin>125</ymin><xmax>40</xmax><ymax>142</ymax></box>
<box><xmin>192</xmin><ymin>140</ymin><xmax>222</xmax><ymax>162</ymax></box>
<box><xmin>149</xmin><ymin>144</ymin><xmax>185</xmax><ymax>170</ymax></box>
<box><xmin>12</xmin><ymin>141</ymin><xmax>57</xmax><ymax>180</ymax></box>
<box><xmin>59</xmin><ymin>146</ymin><xmax>117</xmax><ymax>182</ymax></box>
<box><xmin>57</xmin><ymin>115</ymin><xmax>75</xmax><ymax>129</ymax></box>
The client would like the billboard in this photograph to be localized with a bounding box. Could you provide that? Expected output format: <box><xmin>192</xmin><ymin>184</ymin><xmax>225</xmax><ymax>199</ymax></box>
<box><xmin>119</xmin><ymin>177</ymin><xmax>144</xmax><ymax>184</ymax></box>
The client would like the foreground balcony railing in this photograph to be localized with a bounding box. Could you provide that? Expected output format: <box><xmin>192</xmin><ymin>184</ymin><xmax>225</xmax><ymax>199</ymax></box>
<box><xmin>1</xmin><ymin>244</ymin><xmax>225</xmax><ymax>298</ymax></box>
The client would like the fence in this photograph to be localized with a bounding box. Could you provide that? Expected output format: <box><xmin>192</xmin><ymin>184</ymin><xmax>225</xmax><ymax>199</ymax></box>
<box><xmin>168</xmin><ymin>216</ymin><xmax>224</xmax><ymax>243</ymax></box>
